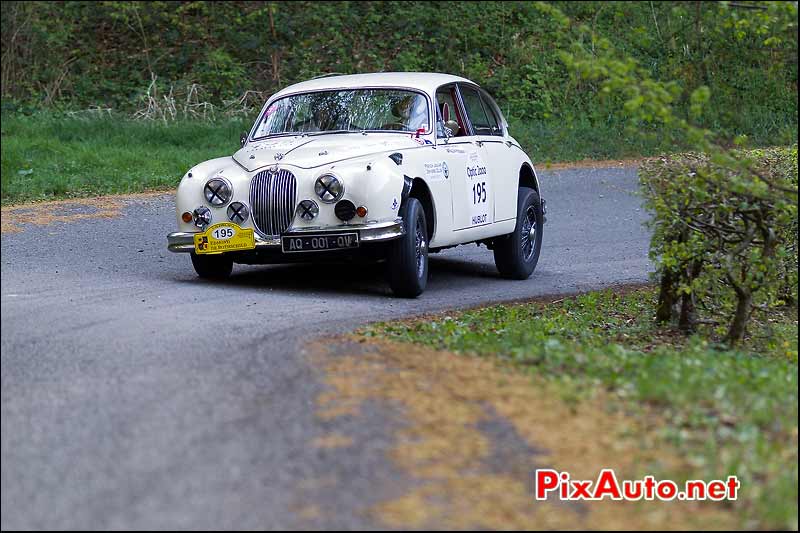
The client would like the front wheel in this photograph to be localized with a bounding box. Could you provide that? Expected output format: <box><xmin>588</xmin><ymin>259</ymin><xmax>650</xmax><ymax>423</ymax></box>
<box><xmin>387</xmin><ymin>197</ymin><xmax>428</xmax><ymax>297</ymax></box>
<box><xmin>493</xmin><ymin>187</ymin><xmax>543</xmax><ymax>280</ymax></box>
<box><xmin>190</xmin><ymin>253</ymin><xmax>233</xmax><ymax>280</ymax></box>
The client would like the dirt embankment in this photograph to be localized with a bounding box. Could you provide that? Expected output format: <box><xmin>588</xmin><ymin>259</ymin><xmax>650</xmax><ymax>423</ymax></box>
<box><xmin>308</xmin><ymin>336</ymin><xmax>736</xmax><ymax>530</ymax></box>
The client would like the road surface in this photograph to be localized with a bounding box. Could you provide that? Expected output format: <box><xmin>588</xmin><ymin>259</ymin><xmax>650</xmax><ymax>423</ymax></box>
<box><xmin>1</xmin><ymin>164</ymin><xmax>650</xmax><ymax>529</ymax></box>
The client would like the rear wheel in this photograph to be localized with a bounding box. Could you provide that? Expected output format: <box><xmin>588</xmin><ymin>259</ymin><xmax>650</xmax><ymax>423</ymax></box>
<box><xmin>493</xmin><ymin>187</ymin><xmax>543</xmax><ymax>279</ymax></box>
<box><xmin>190</xmin><ymin>253</ymin><xmax>233</xmax><ymax>280</ymax></box>
<box><xmin>387</xmin><ymin>197</ymin><xmax>428</xmax><ymax>297</ymax></box>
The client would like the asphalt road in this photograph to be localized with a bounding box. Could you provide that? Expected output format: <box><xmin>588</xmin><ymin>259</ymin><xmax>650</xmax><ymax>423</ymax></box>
<box><xmin>1</xmin><ymin>164</ymin><xmax>650</xmax><ymax>529</ymax></box>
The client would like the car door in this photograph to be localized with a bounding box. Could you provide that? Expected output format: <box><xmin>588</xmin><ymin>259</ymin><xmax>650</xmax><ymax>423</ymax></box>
<box><xmin>449</xmin><ymin>84</ymin><xmax>495</xmax><ymax>231</ymax></box>
<box><xmin>433</xmin><ymin>84</ymin><xmax>472</xmax><ymax>238</ymax></box>
<box><xmin>474</xmin><ymin>88</ymin><xmax>518</xmax><ymax>223</ymax></box>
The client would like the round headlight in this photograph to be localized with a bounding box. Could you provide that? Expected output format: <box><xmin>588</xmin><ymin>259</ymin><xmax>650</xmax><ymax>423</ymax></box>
<box><xmin>227</xmin><ymin>201</ymin><xmax>249</xmax><ymax>224</ymax></box>
<box><xmin>314</xmin><ymin>174</ymin><xmax>344</xmax><ymax>203</ymax></box>
<box><xmin>193</xmin><ymin>206</ymin><xmax>212</xmax><ymax>228</ymax></box>
<box><xmin>296</xmin><ymin>199</ymin><xmax>319</xmax><ymax>220</ymax></box>
<box><xmin>204</xmin><ymin>177</ymin><xmax>232</xmax><ymax>207</ymax></box>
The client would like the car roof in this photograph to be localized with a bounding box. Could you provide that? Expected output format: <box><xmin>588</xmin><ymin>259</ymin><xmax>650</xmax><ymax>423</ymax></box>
<box><xmin>270</xmin><ymin>72</ymin><xmax>476</xmax><ymax>99</ymax></box>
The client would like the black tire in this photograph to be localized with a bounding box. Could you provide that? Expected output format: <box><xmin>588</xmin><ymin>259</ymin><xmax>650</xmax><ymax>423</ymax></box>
<box><xmin>190</xmin><ymin>253</ymin><xmax>233</xmax><ymax>280</ymax></box>
<box><xmin>387</xmin><ymin>197</ymin><xmax>428</xmax><ymax>297</ymax></box>
<box><xmin>493</xmin><ymin>187</ymin><xmax>543</xmax><ymax>280</ymax></box>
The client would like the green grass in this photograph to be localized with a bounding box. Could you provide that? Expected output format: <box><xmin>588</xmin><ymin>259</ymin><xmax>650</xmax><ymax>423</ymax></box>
<box><xmin>510</xmin><ymin>112</ymin><xmax>798</xmax><ymax>164</ymax></box>
<box><xmin>365</xmin><ymin>287</ymin><xmax>799</xmax><ymax>530</ymax></box>
<box><xmin>510</xmin><ymin>117</ymin><xmax>680</xmax><ymax>162</ymax></box>
<box><xmin>1</xmin><ymin>113</ymin><xmax>250</xmax><ymax>204</ymax></box>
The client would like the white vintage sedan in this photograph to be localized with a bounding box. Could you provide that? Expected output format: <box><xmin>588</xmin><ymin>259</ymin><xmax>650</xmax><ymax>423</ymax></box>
<box><xmin>167</xmin><ymin>73</ymin><xmax>545</xmax><ymax>297</ymax></box>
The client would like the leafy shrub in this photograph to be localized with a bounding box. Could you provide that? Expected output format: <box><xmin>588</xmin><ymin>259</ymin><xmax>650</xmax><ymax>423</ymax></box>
<box><xmin>641</xmin><ymin>146</ymin><xmax>798</xmax><ymax>344</ymax></box>
<box><xmin>0</xmin><ymin>1</ymin><xmax>796</xmax><ymax>149</ymax></box>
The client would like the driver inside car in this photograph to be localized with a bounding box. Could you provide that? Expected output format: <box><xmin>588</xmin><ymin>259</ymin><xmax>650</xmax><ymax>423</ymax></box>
<box><xmin>297</xmin><ymin>104</ymin><xmax>333</xmax><ymax>132</ymax></box>
<box><xmin>382</xmin><ymin>95</ymin><xmax>427</xmax><ymax>131</ymax></box>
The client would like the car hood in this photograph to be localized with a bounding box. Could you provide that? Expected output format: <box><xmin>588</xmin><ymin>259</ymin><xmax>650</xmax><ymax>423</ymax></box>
<box><xmin>233</xmin><ymin>133</ymin><xmax>430</xmax><ymax>171</ymax></box>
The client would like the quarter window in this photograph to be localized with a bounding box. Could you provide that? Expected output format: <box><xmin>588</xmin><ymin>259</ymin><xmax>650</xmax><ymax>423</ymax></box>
<box><xmin>479</xmin><ymin>92</ymin><xmax>503</xmax><ymax>136</ymax></box>
<box><xmin>459</xmin><ymin>86</ymin><xmax>493</xmax><ymax>136</ymax></box>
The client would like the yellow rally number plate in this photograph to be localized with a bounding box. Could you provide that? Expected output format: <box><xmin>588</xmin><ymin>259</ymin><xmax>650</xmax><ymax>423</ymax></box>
<box><xmin>194</xmin><ymin>223</ymin><xmax>255</xmax><ymax>255</ymax></box>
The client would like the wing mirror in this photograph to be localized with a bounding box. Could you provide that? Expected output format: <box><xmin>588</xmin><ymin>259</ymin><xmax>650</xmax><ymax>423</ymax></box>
<box><xmin>443</xmin><ymin>120</ymin><xmax>460</xmax><ymax>139</ymax></box>
<box><xmin>240</xmin><ymin>132</ymin><xmax>248</xmax><ymax>147</ymax></box>
<box><xmin>438</xmin><ymin>119</ymin><xmax>460</xmax><ymax>143</ymax></box>
<box><xmin>438</xmin><ymin>120</ymin><xmax>449</xmax><ymax>140</ymax></box>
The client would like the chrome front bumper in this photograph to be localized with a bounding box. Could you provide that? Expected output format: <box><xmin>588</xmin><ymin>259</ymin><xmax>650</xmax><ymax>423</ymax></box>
<box><xmin>167</xmin><ymin>219</ymin><xmax>405</xmax><ymax>253</ymax></box>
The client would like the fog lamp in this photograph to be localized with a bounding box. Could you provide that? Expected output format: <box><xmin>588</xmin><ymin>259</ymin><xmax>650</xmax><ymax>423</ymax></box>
<box><xmin>334</xmin><ymin>200</ymin><xmax>356</xmax><ymax>221</ymax></box>
<box><xmin>193</xmin><ymin>206</ymin><xmax>212</xmax><ymax>228</ymax></box>
<box><xmin>227</xmin><ymin>202</ymin><xmax>249</xmax><ymax>224</ymax></box>
<box><xmin>297</xmin><ymin>199</ymin><xmax>319</xmax><ymax>220</ymax></box>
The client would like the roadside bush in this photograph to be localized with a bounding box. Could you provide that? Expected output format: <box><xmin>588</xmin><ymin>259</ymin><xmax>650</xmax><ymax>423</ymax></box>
<box><xmin>1</xmin><ymin>1</ymin><xmax>796</xmax><ymax>148</ymax></box>
<box><xmin>641</xmin><ymin>146</ymin><xmax>798</xmax><ymax>345</ymax></box>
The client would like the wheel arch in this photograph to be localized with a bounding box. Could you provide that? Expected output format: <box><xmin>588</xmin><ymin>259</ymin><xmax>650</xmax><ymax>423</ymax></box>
<box><xmin>519</xmin><ymin>162</ymin><xmax>541</xmax><ymax>193</ymax></box>
<box><xmin>401</xmin><ymin>175</ymin><xmax>436</xmax><ymax>241</ymax></box>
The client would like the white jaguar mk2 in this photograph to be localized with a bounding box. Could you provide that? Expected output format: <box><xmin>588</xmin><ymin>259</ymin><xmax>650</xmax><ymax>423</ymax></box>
<box><xmin>167</xmin><ymin>72</ymin><xmax>545</xmax><ymax>297</ymax></box>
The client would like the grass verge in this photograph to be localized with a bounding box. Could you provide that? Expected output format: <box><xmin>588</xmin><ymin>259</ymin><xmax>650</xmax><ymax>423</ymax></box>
<box><xmin>1</xmin><ymin>113</ymin><xmax>250</xmax><ymax>205</ymax></box>
<box><xmin>364</xmin><ymin>286</ymin><xmax>798</xmax><ymax>529</ymax></box>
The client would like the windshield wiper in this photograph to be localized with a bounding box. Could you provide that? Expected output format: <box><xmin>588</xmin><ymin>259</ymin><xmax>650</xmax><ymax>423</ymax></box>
<box><xmin>305</xmin><ymin>130</ymin><xmax>363</xmax><ymax>137</ymax></box>
<box><xmin>359</xmin><ymin>129</ymin><xmax>413</xmax><ymax>134</ymax></box>
<box><xmin>255</xmin><ymin>132</ymin><xmax>304</xmax><ymax>140</ymax></box>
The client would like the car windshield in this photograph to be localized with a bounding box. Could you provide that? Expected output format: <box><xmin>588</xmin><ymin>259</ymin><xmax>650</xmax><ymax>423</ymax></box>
<box><xmin>251</xmin><ymin>89</ymin><xmax>429</xmax><ymax>138</ymax></box>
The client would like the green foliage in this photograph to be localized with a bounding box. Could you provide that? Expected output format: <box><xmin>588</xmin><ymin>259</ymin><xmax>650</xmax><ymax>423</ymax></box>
<box><xmin>641</xmin><ymin>148</ymin><xmax>798</xmax><ymax>343</ymax></box>
<box><xmin>1</xmin><ymin>1</ymin><xmax>797</xmax><ymax>150</ymax></box>
<box><xmin>367</xmin><ymin>287</ymin><xmax>799</xmax><ymax>529</ymax></box>
<box><xmin>549</xmin><ymin>2</ymin><xmax>797</xmax><ymax>345</ymax></box>
<box><xmin>194</xmin><ymin>48</ymin><xmax>247</xmax><ymax>100</ymax></box>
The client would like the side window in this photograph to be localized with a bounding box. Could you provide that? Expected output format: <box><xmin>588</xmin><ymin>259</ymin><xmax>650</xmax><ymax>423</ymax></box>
<box><xmin>479</xmin><ymin>91</ymin><xmax>503</xmax><ymax>136</ymax></box>
<box><xmin>459</xmin><ymin>86</ymin><xmax>493</xmax><ymax>136</ymax></box>
<box><xmin>436</xmin><ymin>85</ymin><xmax>467</xmax><ymax>138</ymax></box>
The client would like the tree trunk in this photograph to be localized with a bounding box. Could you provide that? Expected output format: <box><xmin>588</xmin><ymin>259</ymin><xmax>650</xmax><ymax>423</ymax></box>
<box><xmin>656</xmin><ymin>269</ymin><xmax>676</xmax><ymax>323</ymax></box>
<box><xmin>679</xmin><ymin>260</ymin><xmax>702</xmax><ymax>331</ymax></box>
<box><xmin>779</xmin><ymin>280</ymin><xmax>796</xmax><ymax>308</ymax></box>
<box><xmin>679</xmin><ymin>291</ymin><xmax>696</xmax><ymax>332</ymax></box>
<box><xmin>725</xmin><ymin>291</ymin><xmax>752</xmax><ymax>346</ymax></box>
<box><xmin>268</xmin><ymin>3</ymin><xmax>281</xmax><ymax>86</ymax></box>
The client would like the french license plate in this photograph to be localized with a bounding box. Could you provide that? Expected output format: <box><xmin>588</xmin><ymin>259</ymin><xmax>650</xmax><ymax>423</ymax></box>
<box><xmin>194</xmin><ymin>222</ymin><xmax>255</xmax><ymax>254</ymax></box>
<box><xmin>282</xmin><ymin>233</ymin><xmax>359</xmax><ymax>253</ymax></box>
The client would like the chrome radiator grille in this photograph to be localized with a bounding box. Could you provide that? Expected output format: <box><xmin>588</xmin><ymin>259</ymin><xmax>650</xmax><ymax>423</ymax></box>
<box><xmin>249</xmin><ymin>168</ymin><xmax>297</xmax><ymax>238</ymax></box>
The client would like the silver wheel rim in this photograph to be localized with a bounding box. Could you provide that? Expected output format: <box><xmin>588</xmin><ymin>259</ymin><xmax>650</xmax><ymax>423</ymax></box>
<box><xmin>415</xmin><ymin>214</ymin><xmax>427</xmax><ymax>278</ymax></box>
<box><xmin>521</xmin><ymin>205</ymin><xmax>537</xmax><ymax>262</ymax></box>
